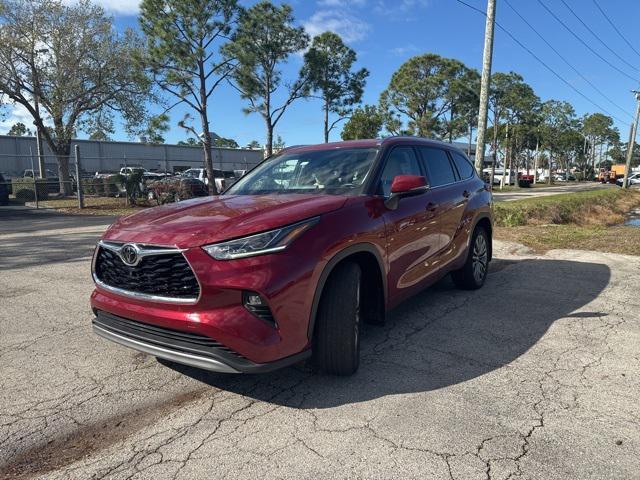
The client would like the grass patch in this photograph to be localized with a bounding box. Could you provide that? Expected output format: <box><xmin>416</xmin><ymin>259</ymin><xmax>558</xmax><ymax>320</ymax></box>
<box><xmin>495</xmin><ymin>188</ymin><xmax>640</xmax><ymax>255</ymax></box>
<box><xmin>31</xmin><ymin>197</ymin><xmax>153</xmax><ymax>216</ymax></box>
<box><xmin>495</xmin><ymin>225</ymin><xmax>640</xmax><ymax>256</ymax></box>
<box><xmin>494</xmin><ymin>188</ymin><xmax>640</xmax><ymax>227</ymax></box>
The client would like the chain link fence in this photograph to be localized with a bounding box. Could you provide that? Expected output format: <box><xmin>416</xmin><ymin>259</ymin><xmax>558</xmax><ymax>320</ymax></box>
<box><xmin>0</xmin><ymin>146</ymin><xmax>261</xmax><ymax>210</ymax></box>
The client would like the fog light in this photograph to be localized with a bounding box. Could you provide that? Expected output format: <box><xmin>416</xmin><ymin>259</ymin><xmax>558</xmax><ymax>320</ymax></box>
<box><xmin>243</xmin><ymin>291</ymin><xmax>265</xmax><ymax>307</ymax></box>
<box><xmin>242</xmin><ymin>291</ymin><xmax>276</xmax><ymax>327</ymax></box>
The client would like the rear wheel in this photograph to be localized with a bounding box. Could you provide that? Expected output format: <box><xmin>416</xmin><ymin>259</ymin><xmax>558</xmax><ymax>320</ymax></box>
<box><xmin>452</xmin><ymin>226</ymin><xmax>490</xmax><ymax>290</ymax></box>
<box><xmin>313</xmin><ymin>262</ymin><xmax>362</xmax><ymax>376</ymax></box>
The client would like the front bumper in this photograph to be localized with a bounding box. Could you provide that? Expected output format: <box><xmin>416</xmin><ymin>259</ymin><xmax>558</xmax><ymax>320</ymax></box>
<box><xmin>93</xmin><ymin>311</ymin><xmax>310</xmax><ymax>374</ymax></box>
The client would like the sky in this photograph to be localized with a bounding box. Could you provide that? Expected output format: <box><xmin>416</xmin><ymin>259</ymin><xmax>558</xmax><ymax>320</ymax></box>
<box><xmin>3</xmin><ymin>0</ymin><xmax>640</xmax><ymax>147</ymax></box>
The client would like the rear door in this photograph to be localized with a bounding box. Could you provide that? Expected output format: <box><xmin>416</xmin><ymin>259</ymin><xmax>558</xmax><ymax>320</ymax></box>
<box><xmin>416</xmin><ymin>147</ymin><xmax>469</xmax><ymax>268</ymax></box>
<box><xmin>380</xmin><ymin>146</ymin><xmax>441</xmax><ymax>302</ymax></box>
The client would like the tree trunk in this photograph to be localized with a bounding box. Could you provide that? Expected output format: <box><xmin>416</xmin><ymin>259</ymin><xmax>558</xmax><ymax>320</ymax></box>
<box><xmin>533</xmin><ymin>137</ymin><xmax>539</xmax><ymax>184</ymax></box>
<box><xmin>582</xmin><ymin>136</ymin><xmax>588</xmax><ymax>180</ymax></box>
<box><xmin>197</xmin><ymin>58</ymin><xmax>217</xmax><ymax>196</ymax></box>
<box><xmin>202</xmin><ymin>132</ymin><xmax>217</xmax><ymax>196</ymax></box>
<box><xmin>55</xmin><ymin>142</ymin><xmax>72</xmax><ymax>196</ymax></box>
<box><xmin>490</xmin><ymin>111</ymin><xmax>499</xmax><ymax>186</ymax></box>
<box><xmin>266</xmin><ymin>122</ymin><xmax>273</xmax><ymax>158</ymax></box>
<box><xmin>324</xmin><ymin>100</ymin><xmax>329</xmax><ymax>143</ymax></box>
<box><xmin>500</xmin><ymin>123</ymin><xmax>509</xmax><ymax>190</ymax></box>
<box><xmin>514</xmin><ymin>136</ymin><xmax>521</xmax><ymax>189</ymax></box>
<box><xmin>448</xmin><ymin>105</ymin><xmax>454</xmax><ymax>144</ymax></box>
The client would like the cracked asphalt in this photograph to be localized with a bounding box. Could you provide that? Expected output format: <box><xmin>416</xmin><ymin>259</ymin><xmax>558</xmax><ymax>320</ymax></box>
<box><xmin>1</xmin><ymin>207</ymin><xmax>638</xmax><ymax>479</ymax></box>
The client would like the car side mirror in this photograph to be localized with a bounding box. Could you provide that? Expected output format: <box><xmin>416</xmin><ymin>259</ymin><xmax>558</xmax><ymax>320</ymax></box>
<box><xmin>385</xmin><ymin>175</ymin><xmax>429</xmax><ymax>210</ymax></box>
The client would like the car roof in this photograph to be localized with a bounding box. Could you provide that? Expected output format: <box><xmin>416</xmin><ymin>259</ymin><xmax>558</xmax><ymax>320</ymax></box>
<box><xmin>281</xmin><ymin>137</ymin><xmax>466</xmax><ymax>155</ymax></box>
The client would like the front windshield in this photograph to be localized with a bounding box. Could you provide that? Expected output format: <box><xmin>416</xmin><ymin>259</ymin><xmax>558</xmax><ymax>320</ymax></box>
<box><xmin>226</xmin><ymin>147</ymin><xmax>379</xmax><ymax>195</ymax></box>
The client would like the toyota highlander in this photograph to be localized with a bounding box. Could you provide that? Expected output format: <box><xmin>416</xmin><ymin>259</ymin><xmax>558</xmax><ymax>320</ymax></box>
<box><xmin>91</xmin><ymin>137</ymin><xmax>493</xmax><ymax>375</ymax></box>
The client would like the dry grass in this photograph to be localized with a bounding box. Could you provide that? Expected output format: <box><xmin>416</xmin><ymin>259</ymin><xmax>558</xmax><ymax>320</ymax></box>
<box><xmin>31</xmin><ymin>197</ymin><xmax>153</xmax><ymax>216</ymax></box>
<box><xmin>494</xmin><ymin>188</ymin><xmax>640</xmax><ymax>227</ymax></box>
<box><xmin>495</xmin><ymin>188</ymin><xmax>640</xmax><ymax>255</ymax></box>
<box><xmin>495</xmin><ymin>225</ymin><xmax>640</xmax><ymax>256</ymax></box>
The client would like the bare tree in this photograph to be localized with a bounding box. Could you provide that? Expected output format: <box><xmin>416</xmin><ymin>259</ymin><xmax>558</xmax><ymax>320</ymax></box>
<box><xmin>0</xmin><ymin>0</ymin><xmax>152</xmax><ymax>194</ymax></box>
<box><xmin>139</xmin><ymin>0</ymin><xmax>240</xmax><ymax>195</ymax></box>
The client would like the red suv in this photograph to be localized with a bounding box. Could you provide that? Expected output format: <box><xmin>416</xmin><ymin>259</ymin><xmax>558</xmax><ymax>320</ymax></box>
<box><xmin>91</xmin><ymin>138</ymin><xmax>493</xmax><ymax>375</ymax></box>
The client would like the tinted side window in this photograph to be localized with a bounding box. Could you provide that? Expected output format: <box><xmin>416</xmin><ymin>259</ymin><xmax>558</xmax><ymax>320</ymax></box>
<box><xmin>418</xmin><ymin>147</ymin><xmax>456</xmax><ymax>187</ymax></box>
<box><xmin>379</xmin><ymin>146</ymin><xmax>422</xmax><ymax>196</ymax></box>
<box><xmin>451</xmin><ymin>151</ymin><xmax>475</xmax><ymax>180</ymax></box>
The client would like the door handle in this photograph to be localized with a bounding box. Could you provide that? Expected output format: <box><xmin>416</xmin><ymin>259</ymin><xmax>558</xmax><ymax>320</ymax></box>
<box><xmin>426</xmin><ymin>202</ymin><xmax>437</xmax><ymax>212</ymax></box>
<box><xmin>462</xmin><ymin>190</ymin><xmax>470</xmax><ymax>199</ymax></box>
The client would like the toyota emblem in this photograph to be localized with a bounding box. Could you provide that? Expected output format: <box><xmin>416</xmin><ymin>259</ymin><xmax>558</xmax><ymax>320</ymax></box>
<box><xmin>120</xmin><ymin>244</ymin><xmax>139</xmax><ymax>266</ymax></box>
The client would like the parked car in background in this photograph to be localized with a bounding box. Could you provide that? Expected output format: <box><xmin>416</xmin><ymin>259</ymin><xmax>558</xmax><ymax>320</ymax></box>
<box><xmin>119</xmin><ymin>167</ymin><xmax>167</xmax><ymax>180</ymax></box>
<box><xmin>483</xmin><ymin>167</ymin><xmax>515</xmax><ymax>185</ymax></box>
<box><xmin>21</xmin><ymin>168</ymin><xmax>67</xmax><ymax>193</ymax></box>
<box><xmin>146</xmin><ymin>176</ymin><xmax>209</xmax><ymax>204</ymax></box>
<box><xmin>181</xmin><ymin>168</ymin><xmax>237</xmax><ymax>192</ymax></box>
<box><xmin>22</xmin><ymin>168</ymin><xmax>57</xmax><ymax>178</ymax></box>
<box><xmin>91</xmin><ymin>137</ymin><xmax>493</xmax><ymax>376</ymax></box>
<box><xmin>617</xmin><ymin>173</ymin><xmax>640</xmax><ymax>187</ymax></box>
<box><xmin>0</xmin><ymin>172</ymin><xmax>9</xmax><ymax>205</ymax></box>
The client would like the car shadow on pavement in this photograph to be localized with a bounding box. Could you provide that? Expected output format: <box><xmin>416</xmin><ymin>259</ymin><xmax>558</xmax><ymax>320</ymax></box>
<box><xmin>162</xmin><ymin>258</ymin><xmax>611</xmax><ymax>409</ymax></box>
<box><xmin>0</xmin><ymin>232</ymin><xmax>101</xmax><ymax>270</ymax></box>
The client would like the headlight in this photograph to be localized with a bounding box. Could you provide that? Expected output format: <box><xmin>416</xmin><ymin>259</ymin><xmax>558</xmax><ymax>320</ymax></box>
<box><xmin>203</xmin><ymin>217</ymin><xmax>319</xmax><ymax>260</ymax></box>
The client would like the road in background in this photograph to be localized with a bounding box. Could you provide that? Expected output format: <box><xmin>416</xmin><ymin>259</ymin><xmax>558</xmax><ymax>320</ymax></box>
<box><xmin>0</xmin><ymin>208</ymin><xmax>638</xmax><ymax>479</ymax></box>
<box><xmin>493</xmin><ymin>182</ymin><xmax>610</xmax><ymax>202</ymax></box>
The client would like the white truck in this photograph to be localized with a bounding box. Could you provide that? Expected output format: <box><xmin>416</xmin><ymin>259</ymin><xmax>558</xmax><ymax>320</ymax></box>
<box><xmin>181</xmin><ymin>168</ymin><xmax>238</xmax><ymax>193</ymax></box>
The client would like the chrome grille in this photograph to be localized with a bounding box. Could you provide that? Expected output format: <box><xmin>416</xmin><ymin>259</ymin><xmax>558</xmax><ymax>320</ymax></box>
<box><xmin>94</xmin><ymin>242</ymin><xmax>200</xmax><ymax>301</ymax></box>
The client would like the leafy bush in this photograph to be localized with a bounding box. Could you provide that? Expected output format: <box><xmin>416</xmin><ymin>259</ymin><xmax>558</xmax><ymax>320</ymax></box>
<box><xmin>101</xmin><ymin>174</ymin><xmax>124</xmax><ymax>197</ymax></box>
<box><xmin>11</xmin><ymin>178</ymin><xmax>49</xmax><ymax>201</ymax></box>
<box><xmin>80</xmin><ymin>178</ymin><xmax>98</xmax><ymax>195</ymax></box>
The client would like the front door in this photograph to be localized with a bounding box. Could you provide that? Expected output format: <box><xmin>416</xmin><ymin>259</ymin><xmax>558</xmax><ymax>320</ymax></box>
<box><xmin>380</xmin><ymin>146</ymin><xmax>441</xmax><ymax>305</ymax></box>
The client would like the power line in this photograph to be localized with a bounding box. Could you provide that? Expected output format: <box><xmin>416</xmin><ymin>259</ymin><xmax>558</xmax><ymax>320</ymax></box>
<box><xmin>536</xmin><ymin>0</ymin><xmax>638</xmax><ymax>84</ymax></box>
<box><xmin>592</xmin><ymin>0</ymin><xmax>640</xmax><ymax>60</ymax></box>
<box><xmin>454</xmin><ymin>0</ymin><xmax>631</xmax><ymax>127</ymax></box>
<box><xmin>559</xmin><ymin>0</ymin><xmax>639</xmax><ymax>74</ymax></box>
<box><xmin>504</xmin><ymin>0</ymin><xmax>634</xmax><ymax>120</ymax></box>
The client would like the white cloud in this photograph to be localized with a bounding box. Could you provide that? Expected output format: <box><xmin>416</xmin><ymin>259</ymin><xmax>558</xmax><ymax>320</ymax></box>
<box><xmin>0</xmin><ymin>99</ymin><xmax>54</xmax><ymax>135</ymax></box>
<box><xmin>390</xmin><ymin>44</ymin><xmax>418</xmax><ymax>57</ymax></box>
<box><xmin>318</xmin><ymin>0</ymin><xmax>367</xmax><ymax>6</ymax></box>
<box><xmin>374</xmin><ymin>0</ymin><xmax>430</xmax><ymax>17</ymax></box>
<box><xmin>303</xmin><ymin>10</ymin><xmax>371</xmax><ymax>43</ymax></box>
<box><xmin>0</xmin><ymin>103</ymin><xmax>35</xmax><ymax>134</ymax></box>
<box><xmin>62</xmin><ymin>0</ymin><xmax>141</xmax><ymax>15</ymax></box>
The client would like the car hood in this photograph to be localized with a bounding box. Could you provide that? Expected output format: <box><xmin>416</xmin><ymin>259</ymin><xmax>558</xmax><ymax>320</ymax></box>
<box><xmin>102</xmin><ymin>194</ymin><xmax>348</xmax><ymax>248</ymax></box>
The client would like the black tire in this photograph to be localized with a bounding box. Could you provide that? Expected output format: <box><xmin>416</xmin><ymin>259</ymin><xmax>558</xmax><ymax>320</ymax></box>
<box><xmin>313</xmin><ymin>262</ymin><xmax>362</xmax><ymax>376</ymax></box>
<box><xmin>451</xmin><ymin>226</ymin><xmax>490</xmax><ymax>290</ymax></box>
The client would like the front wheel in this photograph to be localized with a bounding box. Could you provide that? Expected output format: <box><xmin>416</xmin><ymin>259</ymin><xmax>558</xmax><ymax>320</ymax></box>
<box><xmin>313</xmin><ymin>262</ymin><xmax>362</xmax><ymax>376</ymax></box>
<box><xmin>452</xmin><ymin>226</ymin><xmax>490</xmax><ymax>290</ymax></box>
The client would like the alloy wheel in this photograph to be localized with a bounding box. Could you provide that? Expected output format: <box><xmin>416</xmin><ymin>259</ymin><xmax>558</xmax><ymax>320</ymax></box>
<box><xmin>472</xmin><ymin>234</ymin><xmax>488</xmax><ymax>284</ymax></box>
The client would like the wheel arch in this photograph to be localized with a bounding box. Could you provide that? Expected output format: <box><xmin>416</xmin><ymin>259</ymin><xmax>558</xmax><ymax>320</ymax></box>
<box><xmin>307</xmin><ymin>243</ymin><xmax>387</xmax><ymax>340</ymax></box>
<box><xmin>473</xmin><ymin>214</ymin><xmax>493</xmax><ymax>261</ymax></box>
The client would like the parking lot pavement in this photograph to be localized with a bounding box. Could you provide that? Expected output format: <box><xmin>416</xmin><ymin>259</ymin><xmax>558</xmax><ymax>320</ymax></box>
<box><xmin>493</xmin><ymin>182</ymin><xmax>610</xmax><ymax>202</ymax></box>
<box><xmin>1</xmin><ymin>215</ymin><xmax>638</xmax><ymax>479</ymax></box>
<box><xmin>0</xmin><ymin>207</ymin><xmax>115</xmax><ymax>271</ymax></box>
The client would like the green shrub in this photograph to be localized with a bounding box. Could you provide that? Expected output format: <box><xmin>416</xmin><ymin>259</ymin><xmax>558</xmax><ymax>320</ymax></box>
<box><xmin>11</xmin><ymin>178</ymin><xmax>49</xmax><ymax>201</ymax></box>
<box><xmin>80</xmin><ymin>178</ymin><xmax>97</xmax><ymax>195</ymax></box>
<box><xmin>101</xmin><ymin>174</ymin><xmax>124</xmax><ymax>197</ymax></box>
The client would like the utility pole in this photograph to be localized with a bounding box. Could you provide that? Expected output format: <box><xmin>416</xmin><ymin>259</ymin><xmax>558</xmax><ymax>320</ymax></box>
<box><xmin>622</xmin><ymin>90</ymin><xmax>640</xmax><ymax>189</ymax></box>
<box><xmin>74</xmin><ymin>145</ymin><xmax>84</xmax><ymax>209</ymax></box>
<box><xmin>474</xmin><ymin>0</ymin><xmax>497</xmax><ymax>174</ymax></box>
